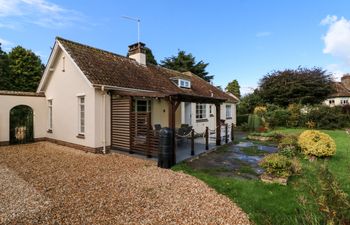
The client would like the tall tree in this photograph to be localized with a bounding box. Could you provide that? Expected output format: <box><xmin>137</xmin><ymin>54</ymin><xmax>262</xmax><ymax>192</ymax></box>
<box><xmin>237</xmin><ymin>90</ymin><xmax>264</xmax><ymax>114</ymax></box>
<box><xmin>225</xmin><ymin>79</ymin><xmax>241</xmax><ymax>98</ymax></box>
<box><xmin>145</xmin><ymin>47</ymin><xmax>157</xmax><ymax>65</ymax></box>
<box><xmin>0</xmin><ymin>43</ymin><xmax>11</xmax><ymax>90</ymax></box>
<box><xmin>8</xmin><ymin>46</ymin><xmax>44</xmax><ymax>92</ymax></box>
<box><xmin>161</xmin><ymin>50</ymin><xmax>214</xmax><ymax>82</ymax></box>
<box><xmin>259</xmin><ymin>67</ymin><xmax>334</xmax><ymax>106</ymax></box>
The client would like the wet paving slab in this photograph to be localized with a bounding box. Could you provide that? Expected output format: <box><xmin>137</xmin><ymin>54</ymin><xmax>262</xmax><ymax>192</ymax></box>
<box><xmin>186</xmin><ymin>141</ymin><xmax>278</xmax><ymax>180</ymax></box>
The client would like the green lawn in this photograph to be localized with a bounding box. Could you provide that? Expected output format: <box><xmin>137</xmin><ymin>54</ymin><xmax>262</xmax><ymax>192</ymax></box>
<box><xmin>173</xmin><ymin>128</ymin><xmax>350</xmax><ymax>225</ymax></box>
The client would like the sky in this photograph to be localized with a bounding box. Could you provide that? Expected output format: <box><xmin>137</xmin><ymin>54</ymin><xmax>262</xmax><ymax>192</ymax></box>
<box><xmin>1</xmin><ymin>0</ymin><xmax>350</xmax><ymax>95</ymax></box>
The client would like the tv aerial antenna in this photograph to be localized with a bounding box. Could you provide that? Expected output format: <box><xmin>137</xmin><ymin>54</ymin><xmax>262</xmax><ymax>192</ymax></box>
<box><xmin>122</xmin><ymin>16</ymin><xmax>141</xmax><ymax>43</ymax></box>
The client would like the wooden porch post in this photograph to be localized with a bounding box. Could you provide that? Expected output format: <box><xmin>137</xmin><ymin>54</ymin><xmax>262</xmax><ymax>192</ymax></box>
<box><xmin>168</xmin><ymin>98</ymin><xmax>181</xmax><ymax>164</ymax></box>
<box><xmin>215</xmin><ymin>103</ymin><xmax>221</xmax><ymax>146</ymax></box>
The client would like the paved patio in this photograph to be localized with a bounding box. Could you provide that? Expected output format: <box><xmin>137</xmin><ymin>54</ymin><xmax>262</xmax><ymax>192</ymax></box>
<box><xmin>176</xmin><ymin>130</ymin><xmax>247</xmax><ymax>163</ymax></box>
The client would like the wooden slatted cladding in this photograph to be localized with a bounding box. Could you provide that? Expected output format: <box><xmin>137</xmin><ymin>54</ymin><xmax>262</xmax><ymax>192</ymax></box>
<box><xmin>111</xmin><ymin>97</ymin><xmax>131</xmax><ymax>150</ymax></box>
<box><xmin>130</xmin><ymin>112</ymin><xmax>159</xmax><ymax>157</ymax></box>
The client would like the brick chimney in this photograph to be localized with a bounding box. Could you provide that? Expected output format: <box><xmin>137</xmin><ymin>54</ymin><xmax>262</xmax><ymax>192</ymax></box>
<box><xmin>341</xmin><ymin>74</ymin><xmax>350</xmax><ymax>90</ymax></box>
<box><xmin>128</xmin><ymin>42</ymin><xmax>146</xmax><ymax>66</ymax></box>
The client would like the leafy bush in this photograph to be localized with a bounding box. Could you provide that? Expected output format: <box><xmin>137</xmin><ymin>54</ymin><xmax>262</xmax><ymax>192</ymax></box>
<box><xmin>247</xmin><ymin>114</ymin><xmax>262</xmax><ymax>131</ymax></box>
<box><xmin>279</xmin><ymin>147</ymin><xmax>296</xmax><ymax>158</ymax></box>
<box><xmin>278</xmin><ymin>135</ymin><xmax>299</xmax><ymax>157</ymax></box>
<box><xmin>298</xmin><ymin>130</ymin><xmax>336</xmax><ymax>157</ymax></box>
<box><xmin>253</xmin><ymin>106</ymin><xmax>267</xmax><ymax>117</ymax></box>
<box><xmin>259</xmin><ymin>153</ymin><xmax>292</xmax><ymax>178</ymax></box>
<box><xmin>236</xmin><ymin>114</ymin><xmax>249</xmax><ymax>126</ymax></box>
<box><xmin>278</xmin><ymin>135</ymin><xmax>298</xmax><ymax>149</ymax></box>
<box><xmin>239</xmin><ymin>122</ymin><xmax>250</xmax><ymax>131</ymax></box>
<box><xmin>290</xmin><ymin>158</ymin><xmax>302</xmax><ymax>174</ymax></box>
<box><xmin>266</xmin><ymin>108</ymin><xmax>290</xmax><ymax>128</ymax></box>
<box><xmin>265</xmin><ymin>104</ymin><xmax>350</xmax><ymax>130</ymax></box>
<box><xmin>287</xmin><ymin>103</ymin><xmax>302</xmax><ymax>127</ymax></box>
<box><xmin>304</xmin><ymin>105</ymin><xmax>350</xmax><ymax>129</ymax></box>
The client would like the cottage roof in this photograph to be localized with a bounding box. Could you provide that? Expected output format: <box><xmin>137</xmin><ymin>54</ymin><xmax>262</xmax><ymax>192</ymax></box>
<box><xmin>56</xmin><ymin>37</ymin><xmax>237</xmax><ymax>103</ymax></box>
<box><xmin>329</xmin><ymin>82</ymin><xmax>350</xmax><ymax>97</ymax></box>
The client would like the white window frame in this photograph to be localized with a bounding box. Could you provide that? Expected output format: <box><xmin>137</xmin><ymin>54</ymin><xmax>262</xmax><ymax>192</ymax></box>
<box><xmin>226</xmin><ymin>104</ymin><xmax>232</xmax><ymax>119</ymax></box>
<box><xmin>178</xmin><ymin>79</ymin><xmax>191</xmax><ymax>88</ymax></box>
<box><xmin>341</xmin><ymin>99</ymin><xmax>349</xmax><ymax>105</ymax></box>
<box><xmin>196</xmin><ymin>103</ymin><xmax>207</xmax><ymax>119</ymax></box>
<box><xmin>48</xmin><ymin>99</ymin><xmax>53</xmax><ymax>131</ymax></box>
<box><xmin>78</xmin><ymin>96</ymin><xmax>85</xmax><ymax>135</ymax></box>
<box><xmin>135</xmin><ymin>99</ymin><xmax>151</xmax><ymax>112</ymax></box>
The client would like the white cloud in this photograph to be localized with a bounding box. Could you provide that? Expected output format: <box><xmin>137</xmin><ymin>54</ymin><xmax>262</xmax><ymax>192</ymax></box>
<box><xmin>256</xmin><ymin>31</ymin><xmax>272</xmax><ymax>37</ymax></box>
<box><xmin>0</xmin><ymin>38</ymin><xmax>14</xmax><ymax>51</ymax></box>
<box><xmin>0</xmin><ymin>0</ymin><xmax>83</xmax><ymax>28</ymax></box>
<box><xmin>320</xmin><ymin>15</ymin><xmax>338</xmax><ymax>25</ymax></box>
<box><xmin>326</xmin><ymin>64</ymin><xmax>345</xmax><ymax>81</ymax></box>
<box><xmin>321</xmin><ymin>15</ymin><xmax>350</xmax><ymax>65</ymax></box>
<box><xmin>0</xmin><ymin>38</ymin><xmax>13</xmax><ymax>46</ymax></box>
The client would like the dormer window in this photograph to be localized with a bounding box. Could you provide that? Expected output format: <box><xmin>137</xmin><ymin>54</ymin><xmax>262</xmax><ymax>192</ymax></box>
<box><xmin>179</xmin><ymin>79</ymin><xmax>191</xmax><ymax>88</ymax></box>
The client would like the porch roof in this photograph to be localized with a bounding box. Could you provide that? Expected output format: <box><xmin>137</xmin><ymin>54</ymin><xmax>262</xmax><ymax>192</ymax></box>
<box><xmin>57</xmin><ymin>37</ymin><xmax>238</xmax><ymax>104</ymax></box>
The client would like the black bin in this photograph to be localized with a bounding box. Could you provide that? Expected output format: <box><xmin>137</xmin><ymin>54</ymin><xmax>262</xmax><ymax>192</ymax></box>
<box><xmin>158</xmin><ymin>128</ymin><xmax>174</xmax><ymax>168</ymax></box>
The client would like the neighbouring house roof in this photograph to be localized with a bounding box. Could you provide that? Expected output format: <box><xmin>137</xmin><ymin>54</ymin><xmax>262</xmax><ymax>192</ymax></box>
<box><xmin>329</xmin><ymin>82</ymin><xmax>350</xmax><ymax>98</ymax></box>
<box><xmin>0</xmin><ymin>90</ymin><xmax>45</xmax><ymax>97</ymax></box>
<box><xmin>55</xmin><ymin>37</ymin><xmax>238</xmax><ymax>103</ymax></box>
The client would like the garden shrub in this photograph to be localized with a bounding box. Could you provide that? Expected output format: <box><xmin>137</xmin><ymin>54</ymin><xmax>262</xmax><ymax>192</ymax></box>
<box><xmin>279</xmin><ymin>146</ymin><xmax>296</xmax><ymax>158</ymax></box>
<box><xmin>278</xmin><ymin>135</ymin><xmax>298</xmax><ymax>149</ymax></box>
<box><xmin>259</xmin><ymin>153</ymin><xmax>292</xmax><ymax>178</ymax></box>
<box><xmin>266</xmin><ymin>108</ymin><xmax>290</xmax><ymax>128</ymax></box>
<box><xmin>287</xmin><ymin>103</ymin><xmax>302</xmax><ymax>127</ymax></box>
<box><xmin>247</xmin><ymin>114</ymin><xmax>262</xmax><ymax>131</ymax></box>
<box><xmin>305</xmin><ymin>105</ymin><xmax>350</xmax><ymax>129</ymax></box>
<box><xmin>253</xmin><ymin>106</ymin><xmax>267</xmax><ymax>117</ymax></box>
<box><xmin>298</xmin><ymin>130</ymin><xmax>336</xmax><ymax>157</ymax></box>
<box><xmin>237</xmin><ymin>114</ymin><xmax>249</xmax><ymax>126</ymax></box>
<box><xmin>278</xmin><ymin>135</ymin><xmax>299</xmax><ymax>157</ymax></box>
<box><xmin>239</xmin><ymin>122</ymin><xmax>250</xmax><ymax>131</ymax></box>
<box><xmin>290</xmin><ymin>158</ymin><xmax>302</xmax><ymax>174</ymax></box>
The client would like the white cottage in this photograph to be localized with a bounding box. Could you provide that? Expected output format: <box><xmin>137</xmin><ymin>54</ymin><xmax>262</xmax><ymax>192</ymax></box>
<box><xmin>0</xmin><ymin>37</ymin><xmax>238</xmax><ymax>162</ymax></box>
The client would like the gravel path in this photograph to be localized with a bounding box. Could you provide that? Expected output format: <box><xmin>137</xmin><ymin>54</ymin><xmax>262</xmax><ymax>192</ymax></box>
<box><xmin>0</xmin><ymin>142</ymin><xmax>250</xmax><ymax>225</ymax></box>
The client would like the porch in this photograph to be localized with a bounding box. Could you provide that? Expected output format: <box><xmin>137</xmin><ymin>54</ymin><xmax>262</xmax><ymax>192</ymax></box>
<box><xmin>110</xmin><ymin>91</ymin><xmax>234</xmax><ymax>165</ymax></box>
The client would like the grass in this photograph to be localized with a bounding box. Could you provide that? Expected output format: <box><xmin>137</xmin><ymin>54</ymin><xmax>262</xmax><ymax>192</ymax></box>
<box><xmin>240</xmin><ymin>146</ymin><xmax>268</xmax><ymax>156</ymax></box>
<box><xmin>173</xmin><ymin>128</ymin><xmax>350</xmax><ymax>225</ymax></box>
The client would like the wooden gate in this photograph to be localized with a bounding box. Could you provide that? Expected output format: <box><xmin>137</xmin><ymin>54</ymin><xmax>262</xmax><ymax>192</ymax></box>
<box><xmin>9</xmin><ymin>105</ymin><xmax>34</xmax><ymax>144</ymax></box>
<box><xmin>130</xmin><ymin>112</ymin><xmax>159</xmax><ymax>157</ymax></box>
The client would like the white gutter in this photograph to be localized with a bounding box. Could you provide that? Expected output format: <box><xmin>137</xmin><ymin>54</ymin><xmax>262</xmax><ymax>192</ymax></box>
<box><xmin>93</xmin><ymin>84</ymin><xmax>155</xmax><ymax>93</ymax></box>
<box><xmin>101</xmin><ymin>85</ymin><xmax>106</xmax><ymax>154</ymax></box>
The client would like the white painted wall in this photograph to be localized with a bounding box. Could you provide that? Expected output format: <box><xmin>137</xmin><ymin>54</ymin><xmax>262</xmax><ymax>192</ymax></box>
<box><xmin>0</xmin><ymin>95</ymin><xmax>46</xmax><ymax>142</ymax></box>
<box><xmin>180</xmin><ymin>102</ymin><xmax>236</xmax><ymax>133</ymax></box>
<box><xmin>94</xmin><ymin>90</ymin><xmax>111</xmax><ymax>148</ymax></box>
<box><xmin>324</xmin><ymin>97</ymin><xmax>350</xmax><ymax>107</ymax></box>
<box><xmin>43</xmin><ymin>48</ymin><xmax>97</xmax><ymax>148</ymax></box>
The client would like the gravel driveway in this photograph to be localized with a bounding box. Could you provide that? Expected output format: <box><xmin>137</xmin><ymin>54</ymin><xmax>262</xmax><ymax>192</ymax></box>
<box><xmin>0</xmin><ymin>142</ymin><xmax>249</xmax><ymax>225</ymax></box>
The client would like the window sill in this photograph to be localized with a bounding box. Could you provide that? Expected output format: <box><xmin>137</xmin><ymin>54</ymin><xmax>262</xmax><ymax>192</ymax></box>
<box><xmin>196</xmin><ymin>119</ymin><xmax>208</xmax><ymax>122</ymax></box>
<box><xmin>47</xmin><ymin>129</ymin><xmax>53</xmax><ymax>133</ymax></box>
<box><xmin>76</xmin><ymin>134</ymin><xmax>85</xmax><ymax>139</ymax></box>
<box><xmin>226</xmin><ymin>117</ymin><xmax>232</xmax><ymax>120</ymax></box>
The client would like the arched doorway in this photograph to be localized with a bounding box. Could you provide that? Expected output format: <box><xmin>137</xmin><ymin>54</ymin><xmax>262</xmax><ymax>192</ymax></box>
<box><xmin>9</xmin><ymin>105</ymin><xmax>34</xmax><ymax>144</ymax></box>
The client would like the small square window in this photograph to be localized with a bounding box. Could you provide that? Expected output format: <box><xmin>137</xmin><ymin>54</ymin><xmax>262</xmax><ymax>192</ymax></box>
<box><xmin>178</xmin><ymin>79</ymin><xmax>191</xmax><ymax>88</ymax></box>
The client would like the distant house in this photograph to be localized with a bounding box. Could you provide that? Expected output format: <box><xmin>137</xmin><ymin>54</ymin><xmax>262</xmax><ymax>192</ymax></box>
<box><xmin>0</xmin><ymin>37</ymin><xmax>238</xmax><ymax>161</ymax></box>
<box><xmin>324</xmin><ymin>75</ymin><xmax>350</xmax><ymax>106</ymax></box>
